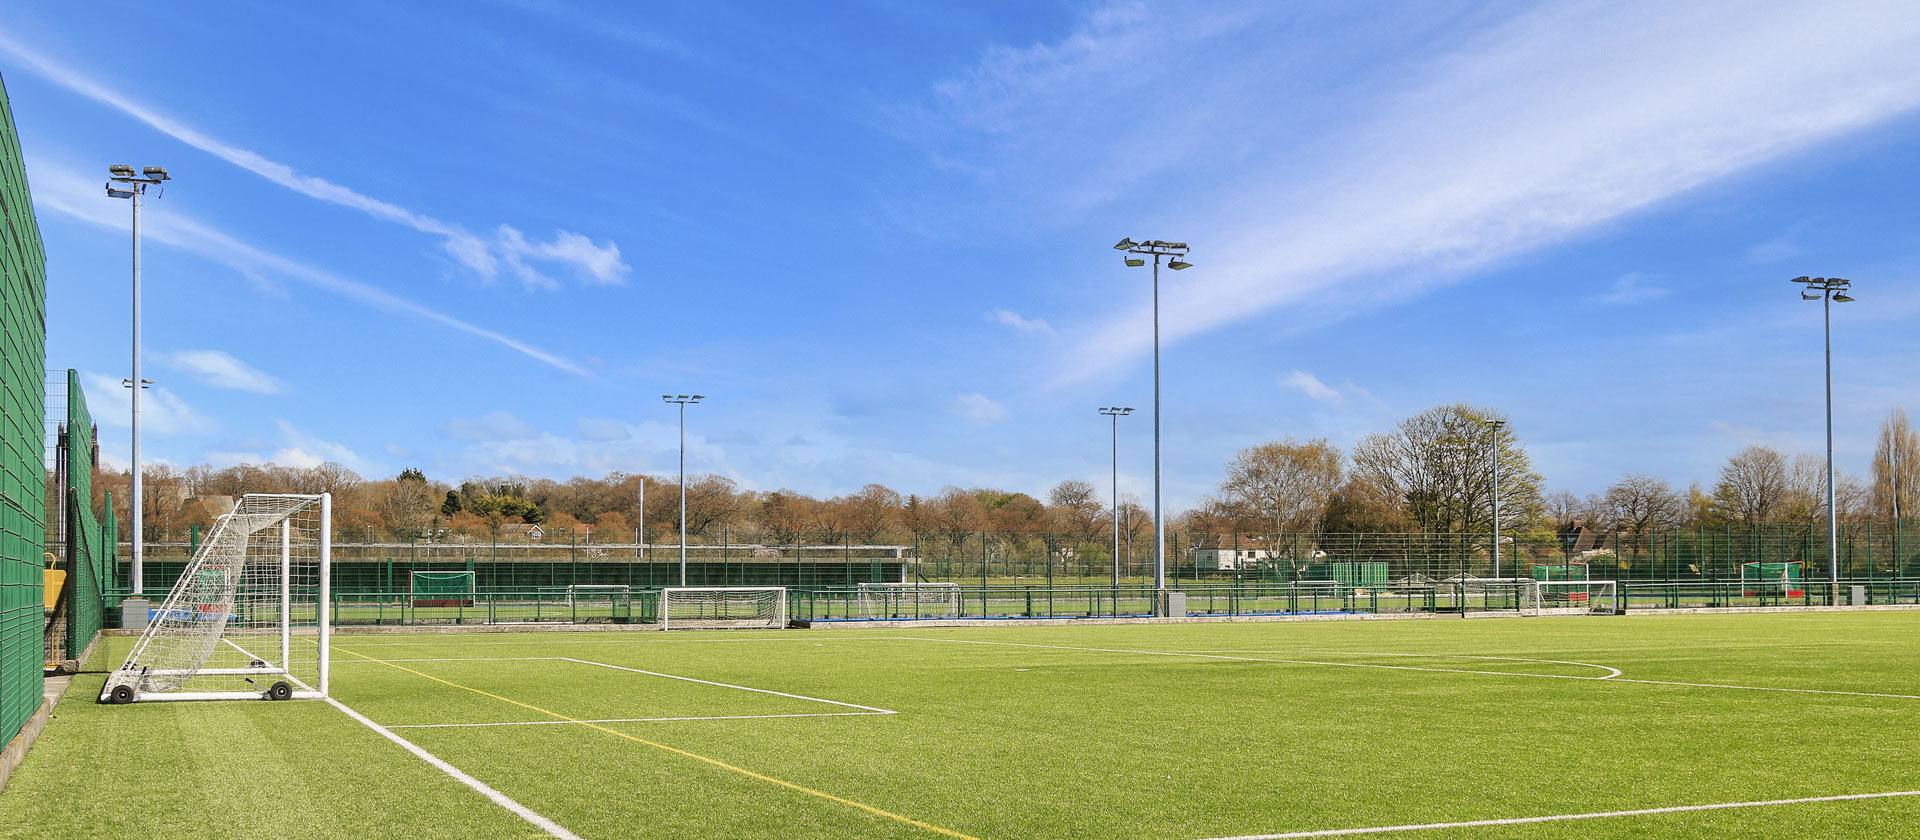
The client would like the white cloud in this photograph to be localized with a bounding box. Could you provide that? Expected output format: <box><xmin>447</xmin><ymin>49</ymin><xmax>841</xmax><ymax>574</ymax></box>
<box><xmin>0</xmin><ymin>32</ymin><xmax>624</xmax><ymax>288</ymax></box>
<box><xmin>1589</xmin><ymin>273</ymin><xmax>1671</xmax><ymax>306</ymax></box>
<box><xmin>952</xmin><ymin>393</ymin><xmax>1007</xmax><ymax>424</ymax></box>
<box><xmin>272</xmin><ymin>420</ymin><xmax>373</xmax><ymax>473</ymax></box>
<box><xmin>917</xmin><ymin>1</ymin><xmax>1920</xmax><ymax>381</ymax></box>
<box><xmin>439</xmin><ymin>410</ymin><xmax>542</xmax><ymax>442</ymax></box>
<box><xmin>496</xmin><ymin>225</ymin><xmax>630</xmax><ymax>290</ymax></box>
<box><xmin>986</xmin><ymin>308</ymin><xmax>1053</xmax><ymax>333</ymax></box>
<box><xmin>32</xmin><ymin>163</ymin><xmax>590</xmax><ymax>377</ymax></box>
<box><xmin>1281</xmin><ymin>370</ymin><xmax>1343</xmax><ymax>405</ymax></box>
<box><xmin>576</xmin><ymin>417</ymin><xmax>633</xmax><ymax>442</ymax></box>
<box><xmin>157</xmin><ymin>349</ymin><xmax>283</xmax><ymax>393</ymax></box>
<box><xmin>81</xmin><ymin>372</ymin><xmax>216</xmax><ymax>435</ymax></box>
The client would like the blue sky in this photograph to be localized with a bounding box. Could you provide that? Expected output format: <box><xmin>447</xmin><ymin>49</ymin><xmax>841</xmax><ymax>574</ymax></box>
<box><xmin>3</xmin><ymin>1</ymin><xmax>1918</xmax><ymax>510</ymax></box>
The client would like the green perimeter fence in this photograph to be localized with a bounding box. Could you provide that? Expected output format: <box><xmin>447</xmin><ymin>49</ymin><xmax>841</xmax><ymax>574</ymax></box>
<box><xmin>0</xmin><ymin>70</ymin><xmax>46</xmax><ymax>750</ymax></box>
<box><xmin>92</xmin><ymin>577</ymin><xmax>1920</xmax><ymax>629</ymax></box>
<box><xmin>44</xmin><ymin>370</ymin><xmax>114</xmax><ymax>668</ymax></box>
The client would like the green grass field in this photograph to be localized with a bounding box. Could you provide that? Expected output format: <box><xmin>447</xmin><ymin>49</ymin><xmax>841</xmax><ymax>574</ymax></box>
<box><xmin>5</xmin><ymin>611</ymin><xmax>1919</xmax><ymax>839</ymax></box>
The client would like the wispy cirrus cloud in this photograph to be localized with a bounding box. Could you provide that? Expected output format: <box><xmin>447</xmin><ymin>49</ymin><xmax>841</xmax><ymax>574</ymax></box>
<box><xmin>0</xmin><ymin>31</ymin><xmax>628</xmax><ymax>290</ymax></box>
<box><xmin>157</xmin><ymin>349</ymin><xmax>283</xmax><ymax>394</ymax></box>
<box><xmin>914</xmin><ymin>1</ymin><xmax>1920</xmax><ymax>382</ymax></box>
<box><xmin>32</xmin><ymin>163</ymin><xmax>591</xmax><ymax>376</ymax></box>
<box><xmin>1588</xmin><ymin>273</ymin><xmax>1670</xmax><ymax>306</ymax></box>
<box><xmin>951</xmin><ymin>393</ymin><xmax>1006</xmax><ymax>424</ymax></box>
<box><xmin>986</xmin><ymin>308</ymin><xmax>1052</xmax><ymax>333</ymax></box>
<box><xmin>81</xmin><ymin>372</ymin><xmax>215</xmax><ymax>435</ymax></box>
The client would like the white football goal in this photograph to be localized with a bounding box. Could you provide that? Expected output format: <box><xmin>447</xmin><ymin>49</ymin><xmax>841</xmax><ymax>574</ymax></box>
<box><xmin>1526</xmin><ymin>579</ymin><xmax>1617</xmax><ymax>616</ymax></box>
<box><xmin>658</xmin><ymin>586</ymin><xmax>786</xmax><ymax>630</ymax></box>
<box><xmin>855</xmin><ymin>582</ymin><xmax>962</xmax><ymax>618</ymax></box>
<box><xmin>102</xmin><ymin>494</ymin><xmax>330</xmax><ymax>704</ymax></box>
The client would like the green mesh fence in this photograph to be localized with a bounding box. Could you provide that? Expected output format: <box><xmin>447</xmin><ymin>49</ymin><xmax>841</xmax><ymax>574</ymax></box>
<box><xmin>42</xmin><ymin>371</ymin><xmax>111</xmax><ymax>668</ymax></box>
<box><xmin>0</xmin><ymin>71</ymin><xmax>49</xmax><ymax>746</ymax></box>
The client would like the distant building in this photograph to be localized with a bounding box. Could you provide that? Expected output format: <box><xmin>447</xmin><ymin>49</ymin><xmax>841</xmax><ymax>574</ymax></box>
<box><xmin>1193</xmin><ymin>537</ymin><xmax>1277</xmax><ymax>572</ymax></box>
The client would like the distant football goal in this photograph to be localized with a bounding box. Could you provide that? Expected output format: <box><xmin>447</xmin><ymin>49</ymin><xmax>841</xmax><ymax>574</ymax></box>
<box><xmin>1526</xmin><ymin>579</ymin><xmax>1617</xmax><ymax>616</ymax></box>
<box><xmin>659</xmin><ymin>586</ymin><xmax>786</xmax><ymax>630</ymax></box>
<box><xmin>101</xmin><ymin>494</ymin><xmax>330</xmax><ymax>704</ymax></box>
<box><xmin>411</xmin><ymin>570</ymin><xmax>476</xmax><ymax>607</ymax></box>
<box><xmin>856</xmin><ymin>582</ymin><xmax>962</xmax><ymax>618</ymax></box>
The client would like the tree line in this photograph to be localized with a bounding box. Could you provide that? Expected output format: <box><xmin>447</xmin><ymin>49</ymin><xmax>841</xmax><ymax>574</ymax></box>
<box><xmin>95</xmin><ymin>404</ymin><xmax>1917</xmax><ymax>545</ymax></box>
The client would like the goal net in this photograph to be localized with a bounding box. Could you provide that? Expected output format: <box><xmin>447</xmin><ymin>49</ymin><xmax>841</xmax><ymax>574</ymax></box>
<box><xmin>1526</xmin><ymin>579</ymin><xmax>1617</xmax><ymax>616</ymax></box>
<box><xmin>101</xmin><ymin>494</ymin><xmax>330</xmax><ymax>703</ymax></box>
<box><xmin>411</xmin><ymin>570</ymin><xmax>476</xmax><ymax>607</ymax></box>
<box><xmin>658</xmin><ymin>586</ymin><xmax>786</xmax><ymax>630</ymax></box>
<box><xmin>855</xmin><ymin>582</ymin><xmax>962</xmax><ymax>618</ymax></box>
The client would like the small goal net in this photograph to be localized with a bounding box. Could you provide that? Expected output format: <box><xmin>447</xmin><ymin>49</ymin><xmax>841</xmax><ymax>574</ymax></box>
<box><xmin>658</xmin><ymin>586</ymin><xmax>786</xmax><ymax>630</ymax></box>
<box><xmin>1526</xmin><ymin>579</ymin><xmax>1617</xmax><ymax>615</ymax></box>
<box><xmin>411</xmin><ymin>570</ymin><xmax>476</xmax><ymax>607</ymax></box>
<box><xmin>855</xmin><ymin>582</ymin><xmax>962</xmax><ymax>618</ymax></box>
<box><xmin>101</xmin><ymin>494</ymin><xmax>330</xmax><ymax>703</ymax></box>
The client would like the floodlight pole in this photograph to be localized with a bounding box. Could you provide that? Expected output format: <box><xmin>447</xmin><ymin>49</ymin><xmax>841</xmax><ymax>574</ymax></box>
<box><xmin>1115</xmin><ymin>239</ymin><xmax>1191</xmax><ymax>616</ymax></box>
<box><xmin>663</xmin><ymin>395</ymin><xmax>704</xmax><ymax>586</ymax></box>
<box><xmin>107</xmin><ymin>165</ymin><xmax>168</xmax><ymax>595</ymax></box>
<box><xmin>1793</xmin><ymin>276</ymin><xmax>1853</xmax><ymax>601</ymax></box>
<box><xmin>1481</xmin><ymin>419</ymin><xmax>1506</xmax><ymax>579</ymax></box>
<box><xmin>1100</xmin><ymin>407</ymin><xmax>1134</xmax><ymax>590</ymax></box>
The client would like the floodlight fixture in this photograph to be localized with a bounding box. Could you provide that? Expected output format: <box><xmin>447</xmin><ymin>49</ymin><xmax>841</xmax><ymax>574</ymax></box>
<box><xmin>663</xmin><ymin>392</ymin><xmax>706</xmax><ymax>585</ymax></box>
<box><xmin>104</xmin><ymin>163</ymin><xmax>172</xmax><ymax>595</ymax></box>
<box><xmin>1791</xmin><ymin>273</ymin><xmax>1860</xmax><ymax>598</ymax></box>
<box><xmin>1112</xmin><ymin>236</ymin><xmax>1195</xmax><ymax>613</ymax></box>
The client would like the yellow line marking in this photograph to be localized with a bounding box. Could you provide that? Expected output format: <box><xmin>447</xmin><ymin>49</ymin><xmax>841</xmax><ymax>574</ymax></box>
<box><xmin>337</xmin><ymin>647</ymin><xmax>979</xmax><ymax>840</ymax></box>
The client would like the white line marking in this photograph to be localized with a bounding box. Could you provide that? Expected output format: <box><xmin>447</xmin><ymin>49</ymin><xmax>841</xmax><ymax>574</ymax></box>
<box><xmin>1169</xmin><ymin>650</ymin><xmax>1622</xmax><ymax>678</ymax></box>
<box><xmin>558</xmin><ymin>657</ymin><xmax>897</xmax><ymax>713</ymax></box>
<box><xmin>1605</xmin><ymin>678</ymin><xmax>1920</xmax><ymax>700</ymax></box>
<box><xmin>390</xmin><ymin>711</ymin><xmax>893</xmax><ymax>729</ymax></box>
<box><xmin>1189</xmin><ymin>790</ymin><xmax>1920</xmax><ymax>838</ymax></box>
<box><xmin>897</xmin><ymin>638</ymin><xmax>1621</xmax><ymax>681</ymax></box>
<box><xmin>333</xmin><ymin>656</ymin><xmax>561</xmax><ymax>663</ymax></box>
<box><xmin>324</xmin><ymin>696</ymin><xmax>584</xmax><ymax>840</ymax></box>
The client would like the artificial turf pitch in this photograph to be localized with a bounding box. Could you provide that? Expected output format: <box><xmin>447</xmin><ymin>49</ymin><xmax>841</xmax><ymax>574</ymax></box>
<box><xmin>3</xmin><ymin>611</ymin><xmax>1918</xmax><ymax>839</ymax></box>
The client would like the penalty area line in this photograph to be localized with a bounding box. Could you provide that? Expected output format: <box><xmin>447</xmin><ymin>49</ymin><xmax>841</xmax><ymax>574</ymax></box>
<box><xmin>389</xmin><ymin>710</ymin><xmax>893</xmax><ymax>729</ymax></box>
<box><xmin>324</xmin><ymin>696</ymin><xmax>583</xmax><ymax>840</ymax></box>
<box><xmin>1189</xmin><ymin>789</ymin><xmax>1920</xmax><ymax>839</ymax></box>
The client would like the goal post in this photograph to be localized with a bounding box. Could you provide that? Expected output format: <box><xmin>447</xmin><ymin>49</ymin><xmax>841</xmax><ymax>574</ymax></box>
<box><xmin>658</xmin><ymin>586</ymin><xmax>786</xmax><ymax>630</ymax></box>
<box><xmin>855</xmin><ymin>582</ymin><xmax>962</xmax><ymax>618</ymax></box>
<box><xmin>102</xmin><ymin>493</ymin><xmax>330</xmax><ymax>704</ymax></box>
<box><xmin>411</xmin><ymin>570</ymin><xmax>476</xmax><ymax>607</ymax></box>
<box><xmin>1526</xmin><ymin>579</ymin><xmax>1617</xmax><ymax>616</ymax></box>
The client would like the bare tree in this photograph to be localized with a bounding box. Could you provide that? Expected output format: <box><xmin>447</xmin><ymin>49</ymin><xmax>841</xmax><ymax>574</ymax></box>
<box><xmin>1545</xmin><ymin>491</ymin><xmax>1582</xmax><ymax>532</ymax></box>
<box><xmin>1213</xmin><ymin>438</ymin><xmax>1344</xmax><ymax>535</ymax></box>
<box><xmin>1872</xmin><ymin>407</ymin><xmax>1920</xmax><ymax>521</ymax></box>
<box><xmin>1350</xmin><ymin>403</ymin><xmax>1544</xmax><ymax>535</ymax></box>
<box><xmin>1602</xmin><ymin>474</ymin><xmax>1683</xmax><ymax>534</ymax></box>
<box><xmin>838</xmin><ymin>484</ymin><xmax>903</xmax><ymax>542</ymax></box>
<box><xmin>1711</xmin><ymin>445</ymin><xmax>1790</xmax><ymax>525</ymax></box>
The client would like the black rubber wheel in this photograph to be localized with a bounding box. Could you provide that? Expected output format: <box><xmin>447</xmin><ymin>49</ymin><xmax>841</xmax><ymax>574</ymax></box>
<box><xmin>267</xmin><ymin>681</ymin><xmax>293</xmax><ymax>701</ymax></box>
<box><xmin>107</xmin><ymin>684</ymin><xmax>136</xmax><ymax>705</ymax></box>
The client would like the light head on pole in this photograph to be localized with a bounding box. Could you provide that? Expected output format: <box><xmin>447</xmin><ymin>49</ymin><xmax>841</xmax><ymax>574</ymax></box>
<box><xmin>1114</xmin><ymin>238</ymin><xmax>1136</xmax><ymax>250</ymax></box>
<box><xmin>1124</xmin><ymin>257</ymin><xmax>1145</xmax><ymax>267</ymax></box>
<box><xmin>105</xmin><ymin>183</ymin><xmax>137</xmax><ymax>199</ymax></box>
<box><xmin>109</xmin><ymin>164</ymin><xmax>135</xmax><ymax>177</ymax></box>
<box><xmin>1167</xmin><ymin>259</ymin><xmax>1192</xmax><ymax>270</ymax></box>
<box><xmin>1833</xmin><ymin>293</ymin><xmax>1854</xmax><ymax>303</ymax></box>
<box><xmin>142</xmin><ymin>165</ymin><xmax>170</xmax><ymax>180</ymax></box>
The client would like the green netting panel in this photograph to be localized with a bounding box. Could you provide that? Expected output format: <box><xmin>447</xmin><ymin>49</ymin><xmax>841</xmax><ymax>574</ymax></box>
<box><xmin>1305</xmin><ymin>561</ymin><xmax>1389</xmax><ymax>587</ymax></box>
<box><xmin>1531</xmin><ymin>563</ymin><xmax>1590</xmax><ymax>582</ymax></box>
<box><xmin>0</xmin><ymin>71</ymin><xmax>49</xmax><ymax>746</ymax></box>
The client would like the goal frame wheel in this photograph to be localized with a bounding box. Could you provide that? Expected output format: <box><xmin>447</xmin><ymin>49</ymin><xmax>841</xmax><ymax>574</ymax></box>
<box><xmin>106</xmin><ymin>684</ymin><xmax>136</xmax><ymax>704</ymax></box>
<box><xmin>266</xmin><ymin>681</ymin><xmax>293</xmax><ymax>701</ymax></box>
